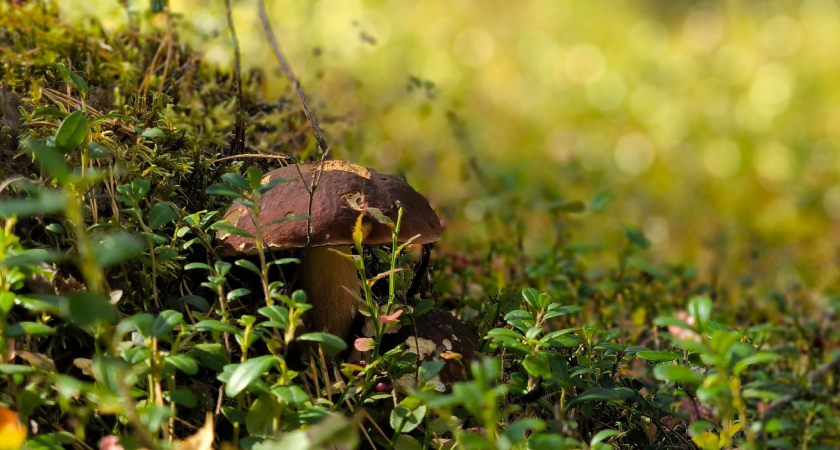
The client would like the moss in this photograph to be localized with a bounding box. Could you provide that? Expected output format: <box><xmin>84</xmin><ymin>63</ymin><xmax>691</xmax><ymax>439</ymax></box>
<box><xmin>0</xmin><ymin>1</ymin><xmax>326</xmax><ymax>302</ymax></box>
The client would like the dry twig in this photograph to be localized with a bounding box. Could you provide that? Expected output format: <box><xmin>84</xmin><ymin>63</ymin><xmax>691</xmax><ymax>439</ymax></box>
<box><xmin>224</xmin><ymin>0</ymin><xmax>246</xmax><ymax>155</ymax></box>
<box><xmin>256</xmin><ymin>0</ymin><xmax>330</xmax><ymax>247</ymax></box>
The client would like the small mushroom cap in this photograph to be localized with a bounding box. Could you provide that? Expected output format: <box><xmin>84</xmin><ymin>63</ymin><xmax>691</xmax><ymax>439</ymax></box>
<box><xmin>216</xmin><ymin>161</ymin><xmax>442</xmax><ymax>256</ymax></box>
<box><xmin>382</xmin><ymin>307</ymin><xmax>480</xmax><ymax>393</ymax></box>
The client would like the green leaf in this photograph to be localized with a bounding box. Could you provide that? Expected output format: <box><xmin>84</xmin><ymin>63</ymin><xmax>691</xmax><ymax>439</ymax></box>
<box><xmin>206</xmin><ymin>184</ymin><xmax>244</xmax><ymax>198</ymax></box>
<box><xmin>91</xmin><ymin>232</ymin><xmax>143</xmax><ymax>267</ymax></box>
<box><xmin>413</xmin><ymin>299</ymin><xmax>434</xmax><ymax>316</ymax></box>
<box><xmin>166</xmin><ymin>389</ymin><xmax>197</xmax><ymax>408</ymax></box>
<box><xmin>257</xmin><ymin>177</ymin><xmax>295</xmax><ymax>195</ymax></box>
<box><xmin>390</xmin><ymin>399</ymin><xmax>426</xmax><ymax>433</ymax></box>
<box><xmin>622</xmin><ymin>224</ymin><xmax>650</xmax><ymax>250</ymax></box>
<box><xmin>21</xmin><ymin>139</ymin><xmax>71</xmax><ymax>184</ymax></box>
<box><xmin>63</xmin><ymin>293</ymin><xmax>117</xmax><ymax>327</ymax></box>
<box><xmin>257</xmin><ymin>306</ymin><xmax>289</xmax><ymax>329</ymax></box>
<box><xmin>419</xmin><ymin>359</ymin><xmax>445</xmax><ymax>382</ymax></box>
<box><xmin>226</xmin><ymin>288</ymin><xmax>251</xmax><ymax>301</ymax></box>
<box><xmin>225</xmin><ymin>355</ymin><xmax>278</xmax><ymax>397</ymax></box>
<box><xmin>0</xmin><ymin>191</ymin><xmax>68</xmax><ymax>219</ymax></box>
<box><xmin>246</xmin><ymin>395</ymin><xmax>283</xmax><ymax>438</ymax></box>
<box><xmin>222</xmin><ymin>173</ymin><xmax>252</xmax><ymax>192</ymax></box>
<box><xmin>191</xmin><ymin>345</ymin><xmax>229</xmax><ymax>372</ymax></box>
<box><xmin>153</xmin><ymin>310</ymin><xmax>183</xmax><ymax>338</ymax></box>
<box><xmin>32</xmin><ymin>106</ymin><xmax>68</xmax><ymax>118</ymax></box>
<box><xmin>591</xmin><ymin>429</ymin><xmax>620</xmax><ymax>446</ymax></box>
<box><xmin>688</xmin><ymin>297</ymin><xmax>712</xmax><ymax>333</ymax></box>
<box><xmin>209</xmin><ymin>222</ymin><xmax>254</xmax><ymax>238</ymax></box>
<box><xmin>552</xmin><ymin>200</ymin><xmax>585</xmax><ymax>213</ymax></box>
<box><xmin>86</xmin><ymin>142</ymin><xmax>111</xmax><ymax>159</ymax></box>
<box><xmin>149</xmin><ymin>202</ymin><xmax>177</xmax><ymax>229</ymax></box>
<box><xmin>0</xmin><ymin>249</ymin><xmax>66</xmax><ymax>268</ymax></box>
<box><xmin>68</xmin><ymin>72</ymin><xmax>89</xmax><ymax>96</ymax></box>
<box><xmin>4</xmin><ymin>322</ymin><xmax>56</xmax><ymax>338</ymax></box>
<box><xmin>246</xmin><ymin>168</ymin><xmax>264</xmax><ymax>189</ymax></box>
<box><xmin>177</xmin><ymin>295</ymin><xmax>210</xmax><ymax>313</ymax></box>
<box><xmin>504</xmin><ymin>418</ymin><xmax>546</xmax><ymax>442</ymax></box>
<box><xmin>653</xmin><ymin>316</ymin><xmax>694</xmax><ymax>331</ymax></box>
<box><xmin>653</xmin><ymin>364</ymin><xmax>704</xmax><ymax>386</ymax></box>
<box><xmin>543</xmin><ymin>305</ymin><xmax>583</xmax><ymax>319</ymax></box>
<box><xmin>522</xmin><ymin>354</ymin><xmax>552</xmax><ymax>379</ymax></box>
<box><xmin>568</xmin><ymin>387</ymin><xmax>623</xmax><ymax>407</ymax></box>
<box><xmin>138</xmin><ymin>404</ymin><xmax>174</xmax><ymax>433</ymax></box>
<box><xmin>194</xmin><ymin>320</ymin><xmax>240</xmax><ymax>335</ymax></box>
<box><xmin>119</xmin><ymin>313</ymin><xmax>154</xmax><ymax>338</ymax></box>
<box><xmin>486</xmin><ymin>328</ymin><xmax>523</xmax><ymax>340</ymax></box>
<box><xmin>165</xmin><ymin>355</ymin><xmax>199</xmax><ymax>375</ymax></box>
<box><xmin>521</xmin><ymin>288</ymin><xmax>540</xmax><ymax>310</ymax></box>
<box><xmin>590</xmin><ymin>191</ymin><xmax>614</xmax><ymax>212</ymax></box>
<box><xmin>141</xmin><ymin>127</ymin><xmax>165</xmax><ymax>138</ymax></box>
<box><xmin>0</xmin><ymin>364</ymin><xmax>35</xmax><ymax>375</ymax></box>
<box><xmin>184</xmin><ymin>262</ymin><xmax>213</xmax><ymax>271</ymax></box>
<box><xmin>298</xmin><ymin>332</ymin><xmax>348</xmax><ymax>356</ymax></box>
<box><xmin>54</xmin><ymin>110</ymin><xmax>89</xmax><ymax>153</ymax></box>
<box><xmin>504</xmin><ymin>310</ymin><xmax>535</xmax><ymax>323</ymax></box>
<box><xmin>636</xmin><ymin>351</ymin><xmax>682</xmax><ymax>362</ymax></box>
<box><xmin>235</xmin><ymin>259</ymin><xmax>262</xmax><ymax>277</ymax></box>
<box><xmin>733</xmin><ymin>352</ymin><xmax>780</xmax><ymax>377</ymax></box>
<box><xmin>688</xmin><ymin>421</ymin><xmax>716</xmax><ymax>437</ymax></box>
<box><xmin>132</xmin><ymin>179</ymin><xmax>151</xmax><ymax>199</ymax></box>
<box><xmin>272</xmin><ymin>385</ymin><xmax>309</xmax><ymax>404</ymax></box>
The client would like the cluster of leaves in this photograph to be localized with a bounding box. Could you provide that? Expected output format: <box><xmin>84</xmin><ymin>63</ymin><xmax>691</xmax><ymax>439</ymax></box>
<box><xmin>1</xmin><ymin>3</ymin><xmax>840</xmax><ymax>450</ymax></box>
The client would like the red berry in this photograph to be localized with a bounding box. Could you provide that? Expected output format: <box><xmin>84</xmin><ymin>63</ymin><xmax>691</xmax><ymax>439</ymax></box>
<box><xmin>375</xmin><ymin>379</ymin><xmax>393</xmax><ymax>393</ymax></box>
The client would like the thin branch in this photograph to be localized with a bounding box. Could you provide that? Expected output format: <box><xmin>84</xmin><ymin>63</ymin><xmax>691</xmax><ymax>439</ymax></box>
<box><xmin>213</xmin><ymin>153</ymin><xmax>292</xmax><ymax>163</ymax></box>
<box><xmin>256</xmin><ymin>0</ymin><xmax>330</xmax><ymax>247</ymax></box>
<box><xmin>766</xmin><ymin>353</ymin><xmax>840</xmax><ymax>412</ymax></box>
<box><xmin>256</xmin><ymin>0</ymin><xmax>327</xmax><ymax>154</ymax></box>
<box><xmin>224</xmin><ymin>0</ymin><xmax>246</xmax><ymax>155</ymax></box>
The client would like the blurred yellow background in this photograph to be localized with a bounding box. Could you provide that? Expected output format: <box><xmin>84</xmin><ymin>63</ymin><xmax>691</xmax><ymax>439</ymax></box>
<box><xmin>58</xmin><ymin>0</ymin><xmax>840</xmax><ymax>295</ymax></box>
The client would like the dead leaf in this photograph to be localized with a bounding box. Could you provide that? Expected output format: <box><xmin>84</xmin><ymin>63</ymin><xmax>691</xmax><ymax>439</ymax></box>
<box><xmin>73</xmin><ymin>358</ymin><xmax>94</xmax><ymax>377</ymax></box>
<box><xmin>17</xmin><ymin>351</ymin><xmax>56</xmax><ymax>372</ymax></box>
<box><xmin>174</xmin><ymin>413</ymin><xmax>214</xmax><ymax>450</ymax></box>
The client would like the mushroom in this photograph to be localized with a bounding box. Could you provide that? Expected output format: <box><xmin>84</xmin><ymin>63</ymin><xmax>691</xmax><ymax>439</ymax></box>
<box><xmin>380</xmin><ymin>307</ymin><xmax>480</xmax><ymax>393</ymax></box>
<box><xmin>215</xmin><ymin>160</ymin><xmax>442</xmax><ymax>344</ymax></box>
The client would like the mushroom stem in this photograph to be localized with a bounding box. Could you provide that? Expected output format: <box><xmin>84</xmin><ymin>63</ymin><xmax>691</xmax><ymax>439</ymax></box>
<box><xmin>297</xmin><ymin>246</ymin><xmax>360</xmax><ymax>343</ymax></box>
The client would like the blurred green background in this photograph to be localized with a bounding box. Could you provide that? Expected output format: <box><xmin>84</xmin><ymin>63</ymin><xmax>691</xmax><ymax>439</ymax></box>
<box><xmin>59</xmin><ymin>0</ymin><xmax>840</xmax><ymax>298</ymax></box>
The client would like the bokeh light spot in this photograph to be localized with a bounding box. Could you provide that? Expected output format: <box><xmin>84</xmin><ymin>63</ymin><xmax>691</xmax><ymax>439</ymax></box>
<box><xmin>761</xmin><ymin>15</ymin><xmax>803</xmax><ymax>57</ymax></box>
<box><xmin>643</xmin><ymin>216</ymin><xmax>670</xmax><ymax>245</ymax></box>
<box><xmin>703</xmin><ymin>139</ymin><xmax>741</xmax><ymax>178</ymax></box>
<box><xmin>630</xmin><ymin>86</ymin><xmax>669</xmax><ymax>124</ymax></box>
<box><xmin>564</xmin><ymin>44</ymin><xmax>605</xmax><ymax>85</ymax></box>
<box><xmin>683</xmin><ymin>8</ymin><xmax>724</xmax><ymax>51</ymax></box>
<box><xmin>464</xmin><ymin>199</ymin><xmax>486</xmax><ymax>222</ymax></box>
<box><xmin>823</xmin><ymin>185</ymin><xmax>840</xmax><ymax>219</ymax></box>
<box><xmin>614</xmin><ymin>134</ymin><xmax>656</xmax><ymax>176</ymax></box>
<box><xmin>749</xmin><ymin>66</ymin><xmax>793</xmax><ymax>117</ymax></box>
<box><xmin>453</xmin><ymin>27</ymin><xmax>495</xmax><ymax>67</ymax></box>
<box><xmin>545</xmin><ymin>128</ymin><xmax>577</xmax><ymax>164</ymax></box>
<box><xmin>629</xmin><ymin>21</ymin><xmax>670</xmax><ymax>58</ymax></box>
<box><xmin>755</xmin><ymin>142</ymin><xmax>794</xmax><ymax>184</ymax></box>
<box><xmin>586</xmin><ymin>72</ymin><xmax>627</xmax><ymax>111</ymax></box>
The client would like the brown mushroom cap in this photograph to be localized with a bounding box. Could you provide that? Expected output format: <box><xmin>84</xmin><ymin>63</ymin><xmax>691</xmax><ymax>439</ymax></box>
<box><xmin>382</xmin><ymin>307</ymin><xmax>480</xmax><ymax>393</ymax></box>
<box><xmin>216</xmin><ymin>161</ymin><xmax>442</xmax><ymax>256</ymax></box>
